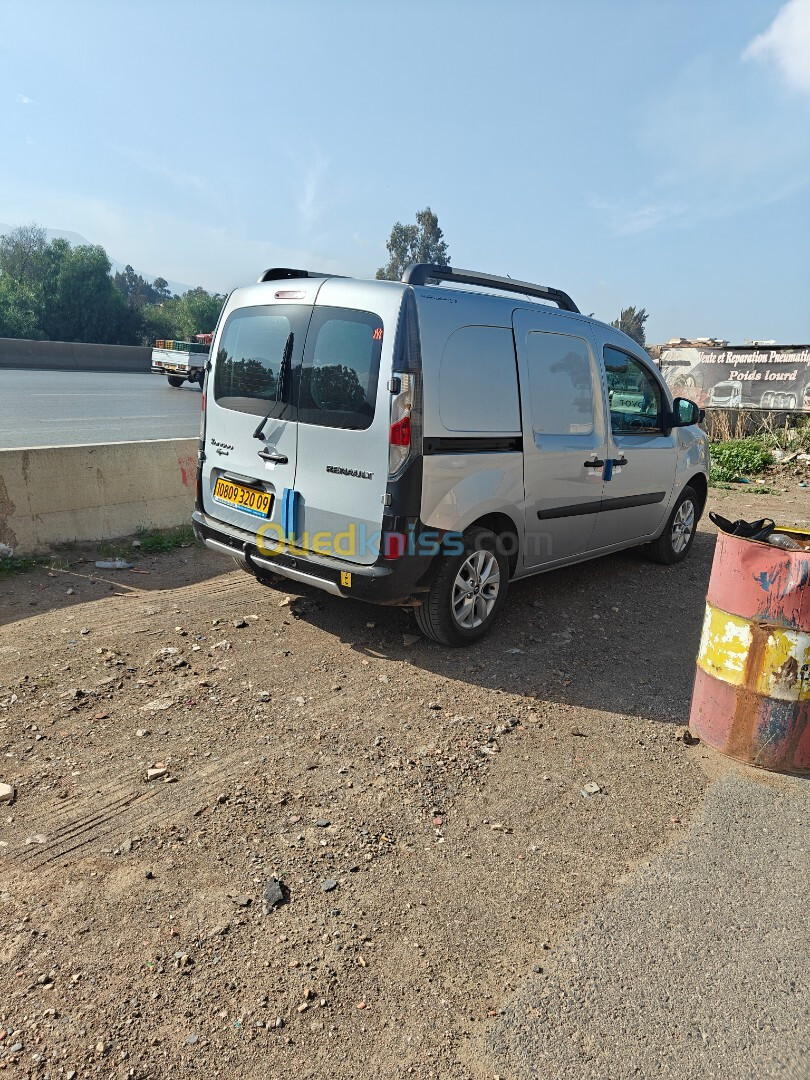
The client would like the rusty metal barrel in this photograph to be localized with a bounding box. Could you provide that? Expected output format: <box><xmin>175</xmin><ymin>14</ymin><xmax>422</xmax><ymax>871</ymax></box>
<box><xmin>689</xmin><ymin>527</ymin><xmax>810</xmax><ymax>775</ymax></box>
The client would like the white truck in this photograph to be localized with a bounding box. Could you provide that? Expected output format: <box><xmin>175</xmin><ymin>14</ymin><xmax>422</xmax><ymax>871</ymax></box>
<box><xmin>151</xmin><ymin>333</ymin><xmax>212</xmax><ymax>388</ymax></box>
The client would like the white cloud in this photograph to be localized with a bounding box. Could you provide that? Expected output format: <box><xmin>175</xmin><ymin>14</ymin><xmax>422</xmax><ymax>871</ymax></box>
<box><xmin>590</xmin><ymin>198</ymin><xmax>686</xmax><ymax>236</ymax></box>
<box><xmin>15</xmin><ymin>93</ymin><xmax>35</xmax><ymax>105</ymax></box>
<box><xmin>112</xmin><ymin>145</ymin><xmax>219</xmax><ymax>202</ymax></box>
<box><xmin>743</xmin><ymin>0</ymin><xmax>810</xmax><ymax>96</ymax></box>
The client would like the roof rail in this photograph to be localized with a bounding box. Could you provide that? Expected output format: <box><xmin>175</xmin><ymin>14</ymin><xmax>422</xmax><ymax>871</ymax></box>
<box><xmin>258</xmin><ymin>267</ymin><xmax>332</xmax><ymax>283</ymax></box>
<box><xmin>401</xmin><ymin>264</ymin><xmax>580</xmax><ymax>313</ymax></box>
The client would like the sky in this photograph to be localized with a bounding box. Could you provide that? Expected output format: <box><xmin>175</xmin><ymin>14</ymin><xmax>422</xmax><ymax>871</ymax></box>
<box><xmin>1</xmin><ymin>0</ymin><xmax>808</xmax><ymax>344</ymax></box>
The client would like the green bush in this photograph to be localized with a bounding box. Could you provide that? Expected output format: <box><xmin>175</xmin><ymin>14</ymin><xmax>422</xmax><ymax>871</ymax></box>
<box><xmin>709</xmin><ymin>438</ymin><xmax>772</xmax><ymax>483</ymax></box>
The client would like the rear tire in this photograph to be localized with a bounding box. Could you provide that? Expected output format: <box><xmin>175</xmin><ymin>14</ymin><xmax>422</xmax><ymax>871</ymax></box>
<box><xmin>414</xmin><ymin>526</ymin><xmax>509</xmax><ymax>646</ymax></box>
<box><xmin>645</xmin><ymin>486</ymin><xmax>698</xmax><ymax>565</ymax></box>
<box><xmin>167</xmin><ymin>375</ymin><xmax>184</xmax><ymax>388</ymax></box>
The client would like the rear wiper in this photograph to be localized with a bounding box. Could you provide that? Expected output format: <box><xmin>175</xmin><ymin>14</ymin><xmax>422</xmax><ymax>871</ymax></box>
<box><xmin>253</xmin><ymin>332</ymin><xmax>293</xmax><ymax>441</ymax></box>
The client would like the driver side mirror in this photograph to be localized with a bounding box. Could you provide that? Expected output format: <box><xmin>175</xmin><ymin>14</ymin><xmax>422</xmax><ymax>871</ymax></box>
<box><xmin>671</xmin><ymin>397</ymin><xmax>703</xmax><ymax>426</ymax></box>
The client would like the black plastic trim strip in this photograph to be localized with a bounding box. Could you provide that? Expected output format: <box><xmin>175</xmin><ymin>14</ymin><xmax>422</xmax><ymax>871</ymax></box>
<box><xmin>538</xmin><ymin>491</ymin><xmax>666</xmax><ymax>520</ymax></box>
<box><xmin>423</xmin><ymin>435</ymin><xmax>523</xmax><ymax>455</ymax></box>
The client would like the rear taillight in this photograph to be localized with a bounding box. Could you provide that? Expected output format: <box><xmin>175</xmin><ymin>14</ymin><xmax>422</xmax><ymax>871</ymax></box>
<box><xmin>388</xmin><ymin>373</ymin><xmax>421</xmax><ymax>477</ymax></box>
<box><xmin>383</xmin><ymin>531</ymin><xmax>406</xmax><ymax>559</ymax></box>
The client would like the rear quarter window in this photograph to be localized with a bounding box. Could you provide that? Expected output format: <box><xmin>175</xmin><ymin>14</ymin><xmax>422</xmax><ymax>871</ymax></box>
<box><xmin>439</xmin><ymin>326</ymin><xmax>521</xmax><ymax>432</ymax></box>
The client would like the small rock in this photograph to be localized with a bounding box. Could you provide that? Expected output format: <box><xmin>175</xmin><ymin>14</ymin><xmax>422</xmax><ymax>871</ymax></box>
<box><xmin>95</xmin><ymin>559</ymin><xmax>134</xmax><ymax>570</ymax></box>
<box><xmin>315</xmin><ymin>818</ymin><xmax>331</xmax><ymax>828</ymax></box>
<box><xmin>140</xmin><ymin>699</ymin><xmax>174</xmax><ymax>712</ymax></box>
<box><xmin>230</xmin><ymin>895</ymin><xmax>252</xmax><ymax>908</ymax></box>
<box><xmin>402</xmin><ymin>634</ymin><xmax>420</xmax><ymax>647</ymax></box>
<box><xmin>66</xmin><ymin>588</ymin><xmax>75</xmax><ymax>596</ymax></box>
<box><xmin>25</xmin><ymin>833</ymin><xmax>47</xmax><ymax>845</ymax></box>
<box><xmin>675</xmin><ymin>725</ymin><xmax>700</xmax><ymax>745</ymax></box>
<box><xmin>146</xmin><ymin>765</ymin><xmax>168</xmax><ymax>782</ymax></box>
<box><xmin>95</xmin><ymin>1040</ymin><xmax>109</xmax><ymax>1055</ymax></box>
<box><xmin>0</xmin><ymin>782</ymin><xmax>15</xmax><ymax>805</ymax></box>
<box><xmin>274</xmin><ymin>1017</ymin><xmax>284</xmax><ymax>1029</ymax></box>
<box><xmin>232</xmin><ymin>618</ymin><xmax>248</xmax><ymax>628</ymax></box>
<box><xmin>135</xmin><ymin>729</ymin><xmax>150</xmax><ymax>738</ymax></box>
<box><xmin>262</xmin><ymin>878</ymin><xmax>286</xmax><ymax>913</ymax></box>
<box><xmin>258</xmin><ymin>691</ymin><xmax>271</xmax><ymax>702</ymax></box>
<box><xmin>427</xmin><ymin>701</ymin><xmax>441</xmax><ymax>710</ymax></box>
<box><xmin>581</xmin><ymin>781</ymin><xmax>602</xmax><ymax>797</ymax></box>
<box><xmin>320</xmin><ymin>878</ymin><xmax>338</xmax><ymax>893</ymax></box>
<box><xmin>9</xmin><ymin>1042</ymin><xmax>23</xmax><ymax>1054</ymax></box>
<box><xmin>184</xmin><ymin>1034</ymin><xmax>199</xmax><ymax>1046</ymax></box>
<box><xmin>120</xmin><ymin>838</ymin><xmax>133</xmax><ymax>854</ymax></box>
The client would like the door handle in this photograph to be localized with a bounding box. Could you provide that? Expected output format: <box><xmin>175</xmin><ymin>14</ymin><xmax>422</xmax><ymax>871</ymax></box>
<box><xmin>584</xmin><ymin>458</ymin><xmax>605</xmax><ymax>468</ymax></box>
<box><xmin>258</xmin><ymin>449</ymin><xmax>288</xmax><ymax>464</ymax></box>
<box><xmin>611</xmin><ymin>456</ymin><xmax>628</xmax><ymax>467</ymax></box>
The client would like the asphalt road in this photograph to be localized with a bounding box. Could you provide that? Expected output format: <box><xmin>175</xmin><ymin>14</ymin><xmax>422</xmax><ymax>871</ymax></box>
<box><xmin>490</xmin><ymin>767</ymin><xmax>810</xmax><ymax>1079</ymax></box>
<box><xmin>0</xmin><ymin>369</ymin><xmax>202</xmax><ymax>448</ymax></box>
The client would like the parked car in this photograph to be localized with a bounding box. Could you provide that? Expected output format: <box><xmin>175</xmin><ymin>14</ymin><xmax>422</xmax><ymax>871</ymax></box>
<box><xmin>192</xmin><ymin>265</ymin><xmax>708</xmax><ymax>645</ymax></box>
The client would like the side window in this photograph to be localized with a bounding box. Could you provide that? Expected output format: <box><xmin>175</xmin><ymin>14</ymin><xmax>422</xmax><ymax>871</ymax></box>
<box><xmin>604</xmin><ymin>346</ymin><xmax>663</xmax><ymax>434</ymax></box>
<box><xmin>439</xmin><ymin>326</ymin><xmax>520</xmax><ymax>432</ymax></box>
<box><xmin>526</xmin><ymin>332</ymin><xmax>594</xmax><ymax>436</ymax></box>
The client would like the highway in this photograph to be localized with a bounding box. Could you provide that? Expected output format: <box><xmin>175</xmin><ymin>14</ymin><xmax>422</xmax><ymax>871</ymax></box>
<box><xmin>0</xmin><ymin>369</ymin><xmax>202</xmax><ymax>448</ymax></box>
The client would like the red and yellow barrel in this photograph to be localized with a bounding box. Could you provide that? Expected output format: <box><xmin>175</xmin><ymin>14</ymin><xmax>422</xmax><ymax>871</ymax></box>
<box><xmin>689</xmin><ymin>528</ymin><xmax>810</xmax><ymax>775</ymax></box>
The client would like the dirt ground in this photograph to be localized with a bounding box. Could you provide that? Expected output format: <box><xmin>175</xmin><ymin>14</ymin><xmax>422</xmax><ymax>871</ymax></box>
<box><xmin>1</xmin><ymin>481</ymin><xmax>807</xmax><ymax>1079</ymax></box>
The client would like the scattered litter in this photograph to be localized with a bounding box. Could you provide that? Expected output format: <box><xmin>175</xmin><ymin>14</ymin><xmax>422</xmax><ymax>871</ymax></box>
<box><xmin>94</xmin><ymin>560</ymin><xmax>134</xmax><ymax>570</ymax></box>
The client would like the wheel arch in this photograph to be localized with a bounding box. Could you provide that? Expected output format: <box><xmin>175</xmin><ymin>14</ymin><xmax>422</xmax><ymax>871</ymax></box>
<box><xmin>686</xmin><ymin>472</ymin><xmax>708</xmax><ymax>519</ymax></box>
<box><xmin>465</xmin><ymin>511</ymin><xmax>521</xmax><ymax>576</ymax></box>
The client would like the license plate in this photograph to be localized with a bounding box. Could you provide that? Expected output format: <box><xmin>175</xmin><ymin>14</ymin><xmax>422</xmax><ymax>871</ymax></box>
<box><xmin>213</xmin><ymin>478</ymin><xmax>273</xmax><ymax>518</ymax></box>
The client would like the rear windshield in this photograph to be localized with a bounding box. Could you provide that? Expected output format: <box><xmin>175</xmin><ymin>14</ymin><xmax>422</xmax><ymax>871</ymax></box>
<box><xmin>213</xmin><ymin>304</ymin><xmax>383</xmax><ymax>429</ymax></box>
<box><xmin>296</xmin><ymin>307</ymin><xmax>383</xmax><ymax>430</ymax></box>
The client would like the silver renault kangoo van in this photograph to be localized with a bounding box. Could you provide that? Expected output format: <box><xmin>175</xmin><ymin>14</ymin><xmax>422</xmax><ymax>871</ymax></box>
<box><xmin>192</xmin><ymin>265</ymin><xmax>708</xmax><ymax>645</ymax></box>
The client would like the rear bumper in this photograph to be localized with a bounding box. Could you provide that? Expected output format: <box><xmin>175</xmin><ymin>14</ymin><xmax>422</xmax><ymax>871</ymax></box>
<box><xmin>192</xmin><ymin>509</ymin><xmax>437</xmax><ymax>605</ymax></box>
<box><xmin>152</xmin><ymin>364</ymin><xmax>191</xmax><ymax>375</ymax></box>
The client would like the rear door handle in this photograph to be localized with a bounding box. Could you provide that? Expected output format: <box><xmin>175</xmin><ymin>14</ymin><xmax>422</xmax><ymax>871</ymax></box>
<box><xmin>612</xmin><ymin>456</ymin><xmax>628</xmax><ymax>467</ymax></box>
<box><xmin>258</xmin><ymin>449</ymin><xmax>288</xmax><ymax>464</ymax></box>
<box><xmin>584</xmin><ymin>458</ymin><xmax>605</xmax><ymax>468</ymax></box>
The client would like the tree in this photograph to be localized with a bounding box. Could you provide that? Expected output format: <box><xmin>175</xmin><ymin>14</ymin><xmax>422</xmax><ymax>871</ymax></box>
<box><xmin>0</xmin><ymin>223</ymin><xmax>47</xmax><ymax>287</ymax></box>
<box><xmin>0</xmin><ymin>276</ymin><xmax>42</xmax><ymax>339</ymax></box>
<box><xmin>113</xmin><ymin>265</ymin><xmax>174</xmax><ymax>309</ymax></box>
<box><xmin>141</xmin><ymin>287</ymin><xmax>225</xmax><ymax>345</ymax></box>
<box><xmin>611</xmin><ymin>306</ymin><xmax>649</xmax><ymax>348</ymax></box>
<box><xmin>376</xmin><ymin>206</ymin><xmax>450</xmax><ymax>281</ymax></box>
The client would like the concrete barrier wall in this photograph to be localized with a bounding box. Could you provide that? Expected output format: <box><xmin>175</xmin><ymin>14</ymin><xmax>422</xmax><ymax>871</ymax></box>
<box><xmin>0</xmin><ymin>337</ymin><xmax>152</xmax><ymax>373</ymax></box>
<box><xmin>0</xmin><ymin>439</ymin><xmax>198</xmax><ymax>554</ymax></box>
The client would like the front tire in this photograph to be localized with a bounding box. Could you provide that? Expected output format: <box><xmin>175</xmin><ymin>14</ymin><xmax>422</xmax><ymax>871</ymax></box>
<box><xmin>645</xmin><ymin>486</ymin><xmax>698</xmax><ymax>565</ymax></box>
<box><xmin>414</xmin><ymin>526</ymin><xmax>509</xmax><ymax>646</ymax></box>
